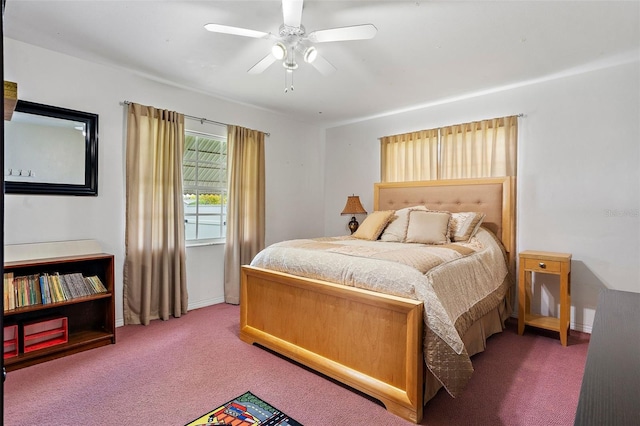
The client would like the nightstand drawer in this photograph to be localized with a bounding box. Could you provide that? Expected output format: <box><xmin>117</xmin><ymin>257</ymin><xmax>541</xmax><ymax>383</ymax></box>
<box><xmin>523</xmin><ymin>258</ymin><xmax>562</xmax><ymax>273</ymax></box>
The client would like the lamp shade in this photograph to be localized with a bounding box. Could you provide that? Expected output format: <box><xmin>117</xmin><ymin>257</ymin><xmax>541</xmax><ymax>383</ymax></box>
<box><xmin>341</xmin><ymin>195</ymin><xmax>367</xmax><ymax>215</ymax></box>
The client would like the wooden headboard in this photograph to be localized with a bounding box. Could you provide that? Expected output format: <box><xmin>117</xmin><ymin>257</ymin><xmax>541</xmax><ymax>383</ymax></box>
<box><xmin>373</xmin><ymin>177</ymin><xmax>516</xmax><ymax>270</ymax></box>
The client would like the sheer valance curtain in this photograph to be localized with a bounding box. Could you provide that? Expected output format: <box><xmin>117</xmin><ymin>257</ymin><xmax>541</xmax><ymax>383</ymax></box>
<box><xmin>124</xmin><ymin>102</ymin><xmax>187</xmax><ymax>325</ymax></box>
<box><xmin>224</xmin><ymin>125</ymin><xmax>266</xmax><ymax>304</ymax></box>
<box><xmin>381</xmin><ymin>115</ymin><xmax>518</xmax><ymax>182</ymax></box>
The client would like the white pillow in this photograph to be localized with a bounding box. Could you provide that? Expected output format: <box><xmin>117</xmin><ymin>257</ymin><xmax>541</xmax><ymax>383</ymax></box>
<box><xmin>405</xmin><ymin>210</ymin><xmax>451</xmax><ymax>245</ymax></box>
<box><xmin>380</xmin><ymin>206</ymin><xmax>428</xmax><ymax>242</ymax></box>
<box><xmin>450</xmin><ymin>211</ymin><xmax>485</xmax><ymax>242</ymax></box>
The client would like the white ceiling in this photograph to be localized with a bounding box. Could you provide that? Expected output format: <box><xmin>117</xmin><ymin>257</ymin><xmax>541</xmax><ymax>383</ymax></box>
<box><xmin>4</xmin><ymin>1</ymin><xmax>639</xmax><ymax>126</ymax></box>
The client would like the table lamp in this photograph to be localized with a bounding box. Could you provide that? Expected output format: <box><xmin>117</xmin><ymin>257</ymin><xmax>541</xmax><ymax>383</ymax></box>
<box><xmin>341</xmin><ymin>195</ymin><xmax>367</xmax><ymax>234</ymax></box>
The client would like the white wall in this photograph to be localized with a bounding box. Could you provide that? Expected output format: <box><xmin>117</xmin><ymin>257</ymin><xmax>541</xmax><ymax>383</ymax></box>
<box><xmin>4</xmin><ymin>38</ymin><xmax>326</xmax><ymax>325</ymax></box>
<box><xmin>6</xmin><ymin>37</ymin><xmax>639</xmax><ymax>334</ymax></box>
<box><xmin>324</xmin><ymin>61</ymin><xmax>640</xmax><ymax>333</ymax></box>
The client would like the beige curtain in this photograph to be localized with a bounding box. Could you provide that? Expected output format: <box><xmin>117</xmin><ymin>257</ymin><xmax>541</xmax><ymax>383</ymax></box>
<box><xmin>123</xmin><ymin>103</ymin><xmax>187</xmax><ymax>325</ymax></box>
<box><xmin>440</xmin><ymin>116</ymin><xmax>518</xmax><ymax>179</ymax></box>
<box><xmin>380</xmin><ymin>129</ymin><xmax>439</xmax><ymax>182</ymax></box>
<box><xmin>224</xmin><ymin>125</ymin><xmax>266</xmax><ymax>304</ymax></box>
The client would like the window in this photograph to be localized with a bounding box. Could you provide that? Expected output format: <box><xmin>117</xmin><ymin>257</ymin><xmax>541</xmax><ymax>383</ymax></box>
<box><xmin>183</xmin><ymin>129</ymin><xmax>227</xmax><ymax>243</ymax></box>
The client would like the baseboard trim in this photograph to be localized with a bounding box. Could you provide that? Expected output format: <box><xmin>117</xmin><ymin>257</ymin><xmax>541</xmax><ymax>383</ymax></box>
<box><xmin>115</xmin><ymin>297</ymin><xmax>226</xmax><ymax>328</ymax></box>
<box><xmin>188</xmin><ymin>296</ymin><xmax>225</xmax><ymax>311</ymax></box>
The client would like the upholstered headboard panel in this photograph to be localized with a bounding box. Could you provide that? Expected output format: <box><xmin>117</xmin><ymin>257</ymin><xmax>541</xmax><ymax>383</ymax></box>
<box><xmin>373</xmin><ymin>177</ymin><xmax>516</xmax><ymax>266</ymax></box>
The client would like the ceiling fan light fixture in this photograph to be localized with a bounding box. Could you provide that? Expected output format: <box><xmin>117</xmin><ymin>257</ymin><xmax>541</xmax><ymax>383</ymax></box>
<box><xmin>205</xmin><ymin>0</ymin><xmax>375</xmax><ymax>81</ymax></box>
<box><xmin>303</xmin><ymin>46</ymin><xmax>318</xmax><ymax>63</ymax></box>
<box><xmin>283</xmin><ymin>61</ymin><xmax>298</xmax><ymax>71</ymax></box>
<box><xmin>272</xmin><ymin>42</ymin><xmax>287</xmax><ymax>60</ymax></box>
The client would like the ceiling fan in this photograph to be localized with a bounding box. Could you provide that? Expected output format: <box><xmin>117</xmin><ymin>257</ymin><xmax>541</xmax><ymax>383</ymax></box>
<box><xmin>204</xmin><ymin>0</ymin><xmax>377</xmax><ymax>91</ymax></box>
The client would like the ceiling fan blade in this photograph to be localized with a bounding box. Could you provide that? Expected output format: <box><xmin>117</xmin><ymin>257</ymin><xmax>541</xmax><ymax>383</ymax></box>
<box><xmin>307</xmin><ymin>24</ymin><xmax>377</xmax><ymax>43</ymax></box>
<box><xmin>247</xmin><ymin>54</ymin><xmax>277</xmax><ymax>74</ymax></box>
<box><xmin>282</xmin><ymin>0</ymin><xmax>304</xmax><ymax>28</ymax></box>
<box><xmin>204</xmin><ymin>23</ymin><xmax>269</xmax><ymax>39</ymax></box>
<box><xmin>310</xmin><ymin>54</ymin><xmax>336</xmax><ymax>76</ymax></box>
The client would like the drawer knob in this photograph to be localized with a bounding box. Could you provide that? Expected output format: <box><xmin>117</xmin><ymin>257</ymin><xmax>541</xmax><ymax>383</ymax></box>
<box><xmin>539</xmin><ymin>262</ymin><xmax>546</xmax><ymax>269</ymax></box>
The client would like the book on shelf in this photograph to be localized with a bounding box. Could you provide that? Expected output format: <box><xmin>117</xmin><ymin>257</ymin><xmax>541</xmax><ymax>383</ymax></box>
<box><xmin>67</xmin><ymin>272</ymin><xmax>94</xmax><ymax>297</ymax></box>
<box><xmin>30</xmin><ymin>274</ymin><xmax>42</xmax><ymax>306</ymax></box>
<box><xmin>46</xmin><ymin>273</ymin><xmax>65</xmax><ymax>303</ymax></box>
<box><xmin>60</xmin><ymin>273</ymin><xmax>78</xmax><ymax>299</ymax></box>
<box><xmin>86</xmin><ymin>275</ymin><xmax>108</xmax><ymax>293</ymax></box>
<box><xmin>56</xmin><ymin>273</ymin><xmax>72</xmax><ymax>301</ymax></box>
<box><xmin>10</xmin><ymin>274</ymin><xmax>42</xmax><ymax>309</ymax></box>
<box><xmin>3</xmin><ymin>271</ymin><xmax>109</xmax><ymax>311</ymax></box>
<box><xmin>38</xmin><ymin>275</ymin><xmax>49</xmax><ymax>305</ymax></box>
<box><xmin>4</xmin><ymin>272</ymin><xmax>15</xmax><ymax>311</ymax></box>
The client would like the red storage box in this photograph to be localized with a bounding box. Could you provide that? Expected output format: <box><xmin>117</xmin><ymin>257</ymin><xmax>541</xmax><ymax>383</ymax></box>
<box><xmin>23</xmin><ymin>317</ymin><xmax>68</xmax><ymax>353</ymax></box>
<box><xmin>4</xmin><ymin>324</ymin><xmax>18</xmax><ymax>359</ymax></box>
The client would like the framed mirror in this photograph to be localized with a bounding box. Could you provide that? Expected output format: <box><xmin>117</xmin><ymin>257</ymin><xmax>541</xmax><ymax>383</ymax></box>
<box><xmin>4</xmin><ymin>100</ymin><xmax>98</xmax><ymax>196</ymax></box>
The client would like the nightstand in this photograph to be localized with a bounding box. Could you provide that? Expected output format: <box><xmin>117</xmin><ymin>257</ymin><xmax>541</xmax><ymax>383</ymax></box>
<box><xmin>518</xmin><ymin>250</ymin><xmax>572</xmax><ymax>346</ymax></box>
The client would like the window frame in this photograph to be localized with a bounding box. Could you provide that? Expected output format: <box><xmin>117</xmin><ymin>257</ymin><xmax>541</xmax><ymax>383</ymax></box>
<box><xmin>183</xmin><ymin>128</ymin><xmax>228</xmax><ymax>246</ymax></box>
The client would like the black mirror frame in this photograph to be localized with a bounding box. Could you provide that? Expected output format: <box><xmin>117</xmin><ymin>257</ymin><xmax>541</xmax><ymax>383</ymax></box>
<box><xmin>5</xmin><ymin>100</ymin><xmax>99</xmax><ymax>196</ymax></box>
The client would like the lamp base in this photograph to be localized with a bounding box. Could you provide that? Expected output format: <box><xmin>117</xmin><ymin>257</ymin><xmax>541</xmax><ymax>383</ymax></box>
<box><xmin>348</xmin><ymin>216</ymin><xmax>359</xmax><ymax>234</ymax></box>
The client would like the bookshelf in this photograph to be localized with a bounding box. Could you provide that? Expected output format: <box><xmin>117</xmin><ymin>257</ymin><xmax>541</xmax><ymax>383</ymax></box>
<box><xmin>3</xmin><ymin>253</ymin><xmax>115</xmax><ymax>371</ymax></box>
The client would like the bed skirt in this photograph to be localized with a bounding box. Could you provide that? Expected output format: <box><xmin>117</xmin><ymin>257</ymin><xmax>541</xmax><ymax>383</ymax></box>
<box><xmin>424</xmin><ymin>294</ymin><xmax>511</xmax><ymax>403</ymax></box>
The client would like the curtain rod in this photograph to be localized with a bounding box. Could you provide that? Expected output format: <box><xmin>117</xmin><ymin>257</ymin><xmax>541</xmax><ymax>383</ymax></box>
<box><xmin>120</xmin><ymin>101</ymin><xmax>270</xmax><ymax>137</ymax></box>
<box><xmin>377</xmin><ymin>113</ymin><xmax>524</xmax><ymax>140</ymax></box>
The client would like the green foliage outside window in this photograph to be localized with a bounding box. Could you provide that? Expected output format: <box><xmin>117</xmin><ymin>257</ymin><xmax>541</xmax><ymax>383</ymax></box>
<box><xmin>184</xmin><ymin>193</ymin><xmax>227</xmax><ymax>205</ymax></box>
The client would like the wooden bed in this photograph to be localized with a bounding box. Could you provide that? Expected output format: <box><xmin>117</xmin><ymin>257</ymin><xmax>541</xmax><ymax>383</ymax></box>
<box><xmin>240</xmin><ymin>177</ymin><xmax>516</xmax><ymax>423</ymax></box>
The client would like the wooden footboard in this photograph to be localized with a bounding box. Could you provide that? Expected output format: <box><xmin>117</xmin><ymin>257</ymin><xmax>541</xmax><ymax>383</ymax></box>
<box><xmin>240</xmin><ymin>265</ymin><xmax>425</xmax><ymax>423</ymax></box>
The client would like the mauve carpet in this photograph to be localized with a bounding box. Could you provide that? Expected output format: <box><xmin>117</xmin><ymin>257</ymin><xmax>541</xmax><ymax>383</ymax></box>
<box><xmin>2</xmin><ymin>303</ymin><xmax>589</xmax><ymax>426</ymax></box>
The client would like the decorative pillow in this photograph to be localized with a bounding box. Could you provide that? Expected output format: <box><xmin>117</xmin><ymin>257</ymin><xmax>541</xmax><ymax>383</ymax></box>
<box><xmin>405</xmin><ymin>210</ymin><xmax>451</xmax><ymax>245</ymax></box>
<box><xmin>380</xmin><ymin>205</ymin><xmax>428</xmax><ymax>242</ymax></box>
<box><xmin>450</xmin><ymin>211</ymin><xmax>486</xmax><ymax>242</ymax></box>
<box><xmin>352</xmin><ymin>210</ymin><xmax>395</xmax><ymax>241</ymax></box>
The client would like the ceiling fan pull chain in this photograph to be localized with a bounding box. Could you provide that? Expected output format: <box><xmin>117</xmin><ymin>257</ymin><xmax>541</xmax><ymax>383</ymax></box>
<box><xmin>291</xmin><ymin>70</ymin><xmax>294</xmax><ymax>92</ymax></box>
<box><xmin>284</xmin><ymin>69</ymin><xmax>288</xmax><ymax>93</ymax></box>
